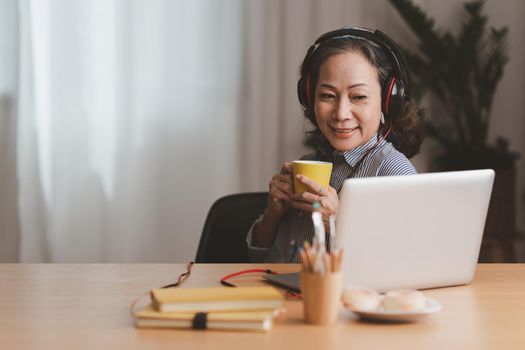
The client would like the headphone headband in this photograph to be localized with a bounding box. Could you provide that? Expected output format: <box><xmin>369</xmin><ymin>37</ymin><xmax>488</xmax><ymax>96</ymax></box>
<box><xmin>298</xmin><ymin>27</ymin><xmax>411</xmax><ymax>116</ymax></box>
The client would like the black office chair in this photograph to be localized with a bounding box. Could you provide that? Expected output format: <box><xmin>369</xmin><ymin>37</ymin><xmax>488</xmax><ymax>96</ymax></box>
<box><xmin>195</xmin><ymin>192</ymin><xmax>269</xmax><ymax>263</ymax></box>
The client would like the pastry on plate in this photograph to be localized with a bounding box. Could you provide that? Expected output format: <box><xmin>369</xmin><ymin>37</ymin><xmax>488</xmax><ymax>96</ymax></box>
<box><xmin>342</xmin><ymin>287</ymin><xmax>381</xmax><ymax>311</ymax></box>
<box><xmin>382</xmin><ymin>289</ymin><xmax>426</xmax><ymax>311</ymax></box>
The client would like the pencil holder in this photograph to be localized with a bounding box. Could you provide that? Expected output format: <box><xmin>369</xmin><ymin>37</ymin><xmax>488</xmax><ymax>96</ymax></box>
<box><xmin>300</xmin><ymin>271</ymin><xmax>343</xmax><ymax>325</ymax></box>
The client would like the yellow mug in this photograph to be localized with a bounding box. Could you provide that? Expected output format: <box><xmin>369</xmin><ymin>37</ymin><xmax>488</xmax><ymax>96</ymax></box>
<box><xmin>292</xmin><ymin>160</ymin><xmax>333</xmax><ymax>193</ymax></box>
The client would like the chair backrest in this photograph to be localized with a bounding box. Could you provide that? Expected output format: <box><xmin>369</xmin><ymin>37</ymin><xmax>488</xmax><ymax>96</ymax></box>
<box><xmin>195</xmin><ymin>192</ymin><xmax>268</xmax><ymax>263</ymax></box>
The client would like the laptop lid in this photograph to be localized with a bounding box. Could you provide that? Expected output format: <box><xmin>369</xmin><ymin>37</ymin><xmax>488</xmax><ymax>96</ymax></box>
<box><xmin>336</xmin><ymin>169</ymin><xmax>494</xmax><ymax>292</ymax></box>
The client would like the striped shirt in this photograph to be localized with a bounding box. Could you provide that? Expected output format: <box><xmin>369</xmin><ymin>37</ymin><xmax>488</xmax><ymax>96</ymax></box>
<box><xmin>246</xmin><ymin>133</ymin><xmax>417</xmax><ymax>263</ymax></box>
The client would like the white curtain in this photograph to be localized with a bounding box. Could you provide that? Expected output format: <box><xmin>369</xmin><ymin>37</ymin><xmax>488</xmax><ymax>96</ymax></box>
<box><xmin>9</xmin><ymin>0</ymin><xmax>244</xmax><ymax>262</ymax></box>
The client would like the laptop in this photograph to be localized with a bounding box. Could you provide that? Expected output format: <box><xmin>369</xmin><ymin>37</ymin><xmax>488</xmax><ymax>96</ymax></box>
<box><xmin>264</xmin><ymin>169</ymin><xmax>494</xmax><ymax>292</ymax></box>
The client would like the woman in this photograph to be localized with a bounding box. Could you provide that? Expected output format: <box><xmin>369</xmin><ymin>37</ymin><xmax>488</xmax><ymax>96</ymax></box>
<box><xmin>247</xmin><ymin>27</ymin><xmax>424</xmax><ymax>263</ymax></box>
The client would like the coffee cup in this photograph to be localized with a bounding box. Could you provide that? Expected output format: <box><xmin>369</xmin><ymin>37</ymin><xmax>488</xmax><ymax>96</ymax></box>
<box><xmin>292</xmin><ymin>160</ymin><xmax>333</xmax><ymax>193</ymax></box>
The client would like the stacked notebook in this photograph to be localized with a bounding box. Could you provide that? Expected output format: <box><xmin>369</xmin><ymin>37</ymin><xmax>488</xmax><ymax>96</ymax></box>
<box><xmin>135</xmin><ymin>286</ymin><xmax>284</xmax><ymax>332</ymax></box>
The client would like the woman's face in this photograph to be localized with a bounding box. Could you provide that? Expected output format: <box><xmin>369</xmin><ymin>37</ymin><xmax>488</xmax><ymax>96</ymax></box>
<box><xmin>314</xmin><ymin>50</ymin><xmax>382</xmax><ymax>152</ymax></box>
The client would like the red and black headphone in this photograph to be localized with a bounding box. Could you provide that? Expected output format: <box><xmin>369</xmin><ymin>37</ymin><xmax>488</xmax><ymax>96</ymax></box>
<box><xmin>297</xmin><ymin>27</ymin><xmax>412</xmax><ymax>122</ymax></box>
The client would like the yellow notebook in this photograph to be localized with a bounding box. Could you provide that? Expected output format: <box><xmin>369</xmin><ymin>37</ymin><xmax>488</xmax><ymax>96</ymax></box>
<box><xmin>135</xmin><ymin>304</ymin><xmax>275</xmax><ymax>332</ymax></box>
<box><xmin>150</xmin><ymin>286</ymin><xmax>283</xmax><ymax>312</ymax></box>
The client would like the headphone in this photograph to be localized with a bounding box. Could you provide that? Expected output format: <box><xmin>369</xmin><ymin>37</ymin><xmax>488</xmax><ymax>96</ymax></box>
<box><xmin>297</xmin><ymin>27</ymin><xmax>411</xmax><ymax>120</ymax></box>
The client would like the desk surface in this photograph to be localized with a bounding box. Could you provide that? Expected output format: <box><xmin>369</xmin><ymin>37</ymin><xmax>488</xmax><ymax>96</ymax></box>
<box><xmin>0</xmin><ymin>263</ymin><xmax>524</xmax><ymax>349</ymax></box>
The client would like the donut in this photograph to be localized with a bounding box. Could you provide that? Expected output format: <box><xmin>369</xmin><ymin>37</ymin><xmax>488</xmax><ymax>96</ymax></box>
<box><xmin>382</xmin><ymin>289</ymin><xmax>427</xmax><ymax>311</ymax></box>
<box><xmin>342</xmin><ymin>287</ymin><xmax>381</xmax><ymax>311</ymax></box>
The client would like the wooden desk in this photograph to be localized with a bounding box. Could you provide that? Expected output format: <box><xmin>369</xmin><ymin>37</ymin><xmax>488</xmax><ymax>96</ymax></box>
<box><xmin>0</xmin><ymin>264</ymin><xmax>524</xmax><ymax>349</ymax></box>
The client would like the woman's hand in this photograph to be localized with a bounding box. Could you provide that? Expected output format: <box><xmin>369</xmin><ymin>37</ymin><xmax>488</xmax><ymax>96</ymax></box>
<box><xmin>265</xmin><ymin>162</ymin><xmax>294</xmax><ymax>220</ymax></box>
<box><xmin>290</xmin><ymin>174</ymin><xmax>338</xmax><ymax>228</ymax></box>
<box><xmin>252</xmin><ymin>162</ymin><xmax>294</xmax><ymax>248</ymax></box>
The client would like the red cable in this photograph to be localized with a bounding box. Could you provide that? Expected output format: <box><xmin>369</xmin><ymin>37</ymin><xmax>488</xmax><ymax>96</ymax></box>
<box><xmin>220</xmin><ymin>269</ymin><xmax>277</xmax><ymax>287</ymax></box>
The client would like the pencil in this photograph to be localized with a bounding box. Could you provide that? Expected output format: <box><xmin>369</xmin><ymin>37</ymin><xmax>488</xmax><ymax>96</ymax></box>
<box><xmin>323</xmin><ymin>253</ymin><xmax>332</xmax><ymax>273</ymax></box>
<box><xmin>299</xmin><ymin>249</ymin><xmax>311</xmax><ymax>273</ymax></box>
<box><xmin>335</xmin><ymin>249</ymin><xmax>344</xmax><ymax>271</ymax></box>
<box><xmin>308</xmin><ymin>247</ymin><xmax>318</xmax><ymax>273</ymax></box>
<box><xmin>303</xmin><ymin>241</ymin><xmax>311</xmax><ymax>251</ymax></box>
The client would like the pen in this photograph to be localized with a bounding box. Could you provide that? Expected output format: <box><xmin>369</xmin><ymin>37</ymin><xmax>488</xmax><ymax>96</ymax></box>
<box><xmin>329</xmin><ymin>214</ymin><xmax>336</xmax><ymax>253</ymax></box>
<box><xmin>312</xmin><ymin>210</ymin><xmax>326</xmax><ymax>274</ymax></box>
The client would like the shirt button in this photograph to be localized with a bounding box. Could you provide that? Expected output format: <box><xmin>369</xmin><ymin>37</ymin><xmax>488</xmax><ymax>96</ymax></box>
<box><xmin>290</xmin><ymin>240</ymin><xmax>295</xmax><ymax>246</ymax></box>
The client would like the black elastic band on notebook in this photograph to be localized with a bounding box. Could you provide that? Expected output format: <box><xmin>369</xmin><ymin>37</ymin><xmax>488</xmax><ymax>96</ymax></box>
<box><xmin>192</xmin><ymin>312</ymin><xmax>208</xmax><ymax>330</ymax></box>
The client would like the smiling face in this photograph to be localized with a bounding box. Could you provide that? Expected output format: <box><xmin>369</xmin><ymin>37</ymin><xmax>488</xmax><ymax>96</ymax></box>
<box><xmin>314</xmin><ymin>50</ymin><xmax>382</xmax><ymax>152</ymax></box>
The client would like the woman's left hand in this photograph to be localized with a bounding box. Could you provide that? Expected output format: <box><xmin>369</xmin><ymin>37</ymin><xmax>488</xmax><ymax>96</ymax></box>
<box><xmin>290</xmin><ymin>174</ymin><xmax>338</xmax><ymax>228</ymax></box>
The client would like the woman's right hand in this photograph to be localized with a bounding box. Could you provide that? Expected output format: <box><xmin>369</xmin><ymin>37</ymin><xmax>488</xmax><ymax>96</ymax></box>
<box><xmin>266</xmin><ymin>162</ymin><xmax>294</xmax><ymax>220</ymax></box>
<box><xmin>252</xmin><ymin>162</ymin><xmax>294</xmax><ymax>248</ymax></box>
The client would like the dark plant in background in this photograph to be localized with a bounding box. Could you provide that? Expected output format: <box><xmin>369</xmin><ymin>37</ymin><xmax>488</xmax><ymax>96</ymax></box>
<box><xmin>389</xmin><ymin>0</ymin><xmax>518</xmax><ymax>170</ymax></box>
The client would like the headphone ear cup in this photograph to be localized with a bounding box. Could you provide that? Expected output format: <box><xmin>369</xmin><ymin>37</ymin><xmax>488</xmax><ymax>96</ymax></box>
<box><xmin>382</xmin><ymin>77</ymin><xmax>405</xmax><ymax>117</ymax></box>
<box><xmin>297</xmin><ymin>74</ymin><xmax>318</xmax><ymax>125</ymax></box>
<box><xmin>297</xmin><ymin>76</ymin><xmax>308</xmax><ymax>109</ymax></box>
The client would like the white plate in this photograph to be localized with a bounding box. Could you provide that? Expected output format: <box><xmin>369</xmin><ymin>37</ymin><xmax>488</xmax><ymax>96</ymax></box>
<box><xmin>347</xmin><ymin>298</ymin><xmax>442</xmax><ymax>322</ymax></box>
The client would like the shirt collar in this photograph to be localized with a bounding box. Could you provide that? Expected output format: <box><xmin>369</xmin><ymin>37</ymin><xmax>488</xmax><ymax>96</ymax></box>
<box><xmin>332</xmin><ymin>133</ymin><xmax>385</xmax><ymax>167</ymax></box>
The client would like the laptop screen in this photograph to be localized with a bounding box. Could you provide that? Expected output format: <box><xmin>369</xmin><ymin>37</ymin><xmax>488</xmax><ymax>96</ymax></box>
<box><xmin>335</xmin><ymin>169</ymin><xmax>494</xmax><ymax>291</ymax></box>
